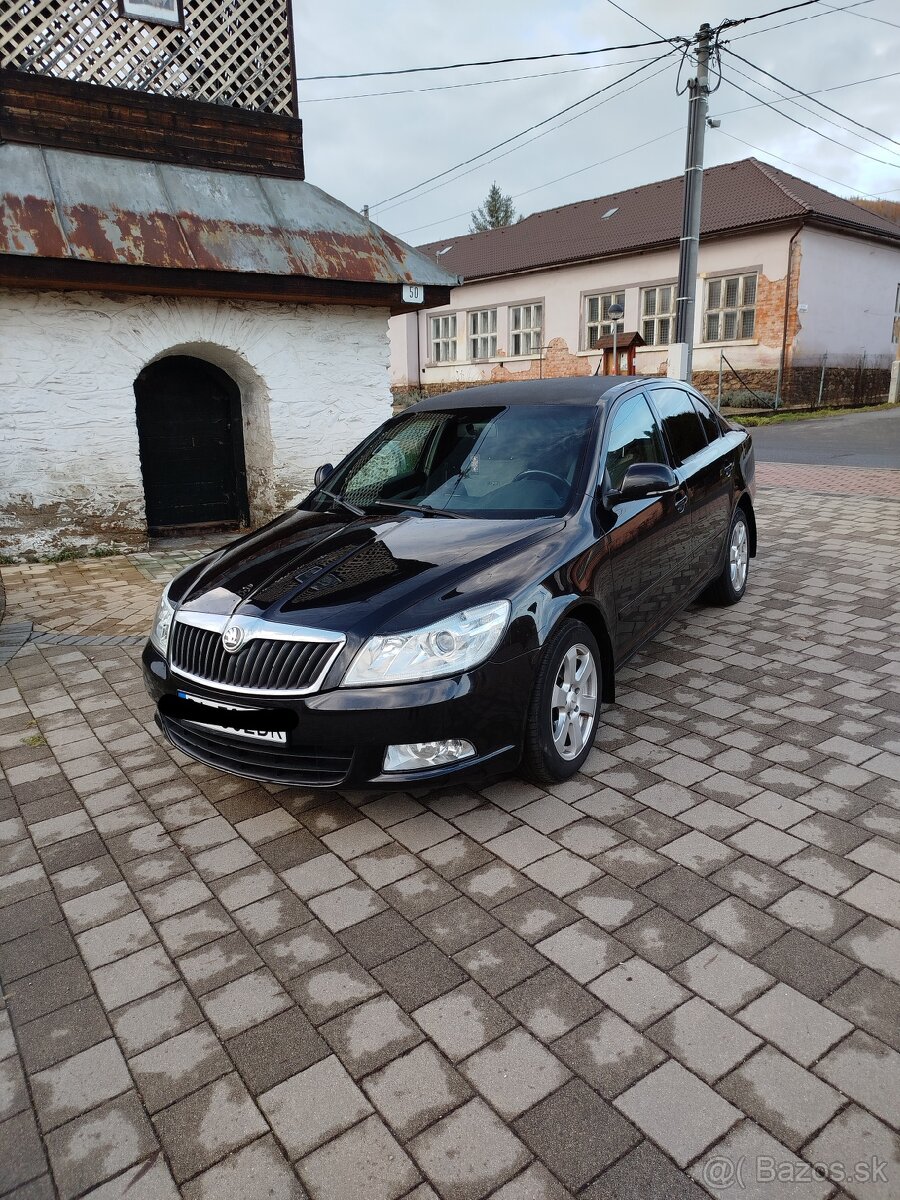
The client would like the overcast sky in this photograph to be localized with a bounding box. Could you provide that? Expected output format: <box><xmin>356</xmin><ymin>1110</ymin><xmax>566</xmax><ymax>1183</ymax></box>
<box><xmin>292</xmin><ymin>1</ymin><xmax>900</xmax><ymax>245</ymax></box>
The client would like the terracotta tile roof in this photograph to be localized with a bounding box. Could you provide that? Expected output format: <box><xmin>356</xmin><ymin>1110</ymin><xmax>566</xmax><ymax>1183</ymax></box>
<box><xmin>418</xmin><ymin>158</ymin><xmax>900</xmax><ymax>281</ymax></box>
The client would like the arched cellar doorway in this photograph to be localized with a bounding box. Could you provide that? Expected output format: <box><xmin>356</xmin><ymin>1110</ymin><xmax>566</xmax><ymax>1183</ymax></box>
<box><xmin>135</xmin><ymin>355</ymin><xmax>250</xmax><ymax>535</ymax></box>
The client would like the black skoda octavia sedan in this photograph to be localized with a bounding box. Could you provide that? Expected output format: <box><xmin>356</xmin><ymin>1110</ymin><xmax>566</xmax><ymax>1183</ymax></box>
<box><xmin>143</xmin><ymin>377</ymin><xmax>755</xmax><ymax>789</ymax></box>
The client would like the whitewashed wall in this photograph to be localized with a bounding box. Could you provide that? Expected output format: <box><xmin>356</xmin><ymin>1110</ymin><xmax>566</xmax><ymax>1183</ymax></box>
<box><xmin>0</xmin><ymin>288</ymin><xmax>391</xmax><ymax>557</ymax></box>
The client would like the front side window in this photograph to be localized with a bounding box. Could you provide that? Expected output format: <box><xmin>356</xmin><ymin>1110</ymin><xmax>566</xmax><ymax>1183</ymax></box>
<box><xmin>604</xmin><ymin>394</ymin><xmax>667</xmax><ymax>491</ymax></box>
<box><xmin>652</xmin><ymin>387</ymin><xmax>708</xmax><ymax>464</ymax></box>
<box><xmin>585</xmin><ymin>291</ymin><xmax>625</xmax><ymax>349</ymax></box>
<box><xmin>691</xmin><ymin>395</ymin><xmax>722</xmax><ymax>444</ymax></box>
<box><xmin>310</xmin><ymin>405</ymin><xmax>596</xmax><ymax>518</ymax></box>
<box><xmin>510</xmin><ymin>304</ymin><xmax>543</xmax><ymax>356</ymax></box>
<box><xmin>469</xmin><ymin>309</ymin><xmax>498</xmax><ymax>360</ymax></box>
<box><xmin>704</xmin><ymin>273</ymin><xmax>757</xmax><ymax>341</ymax></box>
<box><xmin>641</xmin><ymin>285</ymin><xmax>675</xmax><ymax>346</ymax></box>
<box><xmin>430</xmin><ymin>315</ymin><xmax>457</xmax><ymax>363</ymax></box>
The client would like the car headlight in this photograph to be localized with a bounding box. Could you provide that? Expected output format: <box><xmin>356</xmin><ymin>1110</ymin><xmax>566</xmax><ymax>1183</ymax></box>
<box><xmin>342</xmin><ymin>600</ymin><xmax>511</xmax><ymax>687</ymax></box>
<box><xmin>150</xmin><ymin>584</ymin><xmax>176</xmax><ymax>655</ymax></box>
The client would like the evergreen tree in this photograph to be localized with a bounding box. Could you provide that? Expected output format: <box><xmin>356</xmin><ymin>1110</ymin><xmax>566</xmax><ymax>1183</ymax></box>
<box><xmin>470</xmin><ymin>183</ymin><xmax>518</xmax><ymax>232</ymax></box>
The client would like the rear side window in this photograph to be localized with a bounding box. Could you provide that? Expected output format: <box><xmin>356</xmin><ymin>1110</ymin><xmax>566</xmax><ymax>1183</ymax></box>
<box><xmin>604</xmin><ymin>394</ymin><xmax>667</xmax><ymax>491</ymax></box>
<box><xmin>652</xmin><ymin>387</ymin><xmax>708</xmax><ymax>464</ymax></box>
<box><xmin>691</xmin><ymin>395</ymin><xmax>722</xmax><ymax>445</ymax></box>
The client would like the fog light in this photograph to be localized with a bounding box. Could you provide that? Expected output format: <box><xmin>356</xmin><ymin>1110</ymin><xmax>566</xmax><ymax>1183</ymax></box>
<box><xmin>383</xmin><ymin>740</ymin><xmax>476</xmax><ymax>772</ymax></box>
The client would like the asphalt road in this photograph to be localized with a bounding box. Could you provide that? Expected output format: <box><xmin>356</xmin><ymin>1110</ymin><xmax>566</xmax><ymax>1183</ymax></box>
<box><xmin>750</xmin><ymin>405</ymin><xmax>900</xmax><ymax>469</ymax></box>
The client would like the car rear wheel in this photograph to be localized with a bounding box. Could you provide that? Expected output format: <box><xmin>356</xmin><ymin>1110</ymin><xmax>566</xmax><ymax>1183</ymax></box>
<box><xmin>707</xmin><ymin>506</ymin><xmax>750</xmax><ymax>606</ymax></box>
<box><xmin>522</xmin><ymin>619</ymin><xmax>602</xmax><ymax>784</ymax></box>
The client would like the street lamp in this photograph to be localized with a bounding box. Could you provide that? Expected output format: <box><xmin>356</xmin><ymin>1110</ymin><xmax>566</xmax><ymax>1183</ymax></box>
<box><xmin>607</xmin><ymin>303</ymin><xmax>625</xmax><ymax>374</ymax></box>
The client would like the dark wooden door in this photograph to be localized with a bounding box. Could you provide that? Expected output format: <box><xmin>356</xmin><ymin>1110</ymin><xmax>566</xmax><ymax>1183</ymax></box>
<box><xmin>135</xmin><ymin>356</ymin><xmax>249</xmax><ymax>535</ymax></box>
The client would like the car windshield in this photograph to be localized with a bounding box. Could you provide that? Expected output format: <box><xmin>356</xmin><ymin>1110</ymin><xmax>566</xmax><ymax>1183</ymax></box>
<box><xmin>307</xmin><ymin>405</ymin><xmax>596</xmax><ymax>519</ymax></box>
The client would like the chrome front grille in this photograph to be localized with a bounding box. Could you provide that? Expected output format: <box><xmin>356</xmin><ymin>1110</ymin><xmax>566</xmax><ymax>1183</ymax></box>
<box><xmin>169</xmin><ymin>613</ymin><xmax>343</xmax><ymax>696</ymax></box>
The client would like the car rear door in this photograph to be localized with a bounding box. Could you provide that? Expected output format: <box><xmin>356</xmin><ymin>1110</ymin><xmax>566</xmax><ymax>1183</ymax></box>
<box><xmin>600</xmin><ymin>392</ymin><xmax>691</xmax><ymax>658</ymax></box>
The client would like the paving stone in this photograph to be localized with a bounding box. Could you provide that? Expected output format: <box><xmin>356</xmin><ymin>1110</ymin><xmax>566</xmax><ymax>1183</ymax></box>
<box><xmin>594</xmin><ymin>840</ymin><xmax>670</xmax><ymax>886</ymax></box>
<box><xmin>321</xmin><ymin>817</ymin><xmax>391</xmax><ymax>860</ymax></box>
<box><xmin>815</xmin><ymin>1030</ymin><xmax>900</xmax><ymax>1128</ymax></box>
<box><xmin>138</xmin><ymin>874</ymin><xmax>213</xmax><ymax>920</ymax></box>
<box><xmin>582</xmin><ymin>1139</ymin><xmax>708</xmax><ymax>1200</ymax></box>
<box><xmin>842</xmin><ymin>872</ymin><xmax>900</xmax><ymax>925</ymax></box>
<box><xmin>257</xmin><ymin>920</ymin><xmax>343</xmax><ymax>981</ymax></box>
<box><xmin>470</xmin><ymin>890</ymin><xmax>559</xmax><ymax>946</ymax></box>
<box><xmin>231</xmin><ymin>891</ymin><xmax>312</xmax><ymax>944</ymax></box>
<box><xmin>0</xmin><ymin>1055</ymin><xmax>28</xmax><ymax>1121</ymax></box>
<box><xmin>640</xmin><ymin>865</ymin><xmax>726</xmax><ymax>921</ymax></box>
<box><xmin>297</xmin><ymin>1113</ymin><xmax>419</xmax><ymax>1200</ymax></box>
<box><xmin>0</xmin><ymin>1109</ymin><xmax>48</xmax><ymax>1194</ymax></box>
<box><xmin>381</xmin><ymin>868</ymin><xmax>459</xmax><ymax>919</ymax></box>
<box><xmin>614</xmin><ymin>807</ymin><xmax>687</xmax><ymax>849</ymax></box>
<box><xmin>352</xmin><ymin>844</ymin><xmax>422</xmax><ymax>889</ymax></box>
<box><xmin>92</xmin><ymin>944</ymin><xmax>179</xmax><ymax>1011</ymax></box>
<box><xmin>456</xmin><ymin>862</ymin><xmax>532</xmax><ymax>908</ymax></box>
<box><xmin>617</xmin><ymin>905</ymin><xmax>709</xmax><ymax>968</ymax></box>
<box><xmin>672</xmin><ymin>944</ymin><xmax>774</xmax><ymax>1013</ymax></box>
<box><xmin>710</xmin><ymin>856</ymin><xmax>796</xmax><ymax>908</ymax></box>
<box><xmin>491</xmin><ymin>1162</ymin><xmax>574</xmax><ymax>1200</ymax></box>
<box><xmin>256</xmin><ymin>828</ymin><xmax>327</xmax><ymax>873</ymax></box>
<box><xmin>419</xmin><ymin>834</ymin><xmax>493</xmax><ymax>881</ymax></box>
<box><xmin>156</xmin><ymin>899</ymin><xmax>238</xmax><ymax>956</ymax></box>
<box><xmin>152</xmin><ymin>1071</ymin><xmax>267</xmax><ymax>1183</ymax></box>
<box><xmin>452</xmin><ymin>804</ymin><xmax>521</xmax><ymax>844</ymax></box>
<box><xmin>259</xmin><ymin>1053</ymin><xmax>371</xmax><ymax>1159</ymax></box>
<box><xmin>322</xmin><ymin>993</ymin><xmax>422</xmax><ymax>1076</ymax></box>
<box><xmin>784</xmin><ymin>846</ymin><xmax>870</xmax><ymax>896</ymax></box>
<box><xmin>535</xmin><ymin>919</ymin><xmax>630</xmax><ymax>985</ymax></box>
<box><xmin>803</xmin><ymin>1106</ymin><xmax>900</xmax><ymax>1200</ymax></box>
<box><xmin>128</xmin><ymin>1024</ymin><xmax>231</xmax><ymax>1112</ymax></box>
<box><xmin>290</xmin><ymin>953</ymin><xmax>382</xmax><ymax>1025</ymax></box>
<box><xmin>825</xmin><ymin>968</ymin><xmax>900</xmax><ymax>1052</ymax></box>
<box><xmin>727</xmin><ymin>822</ymin><xmax>808</xmax><ymax>865</ymax></box>
<box><xmin>695</xmin><ymin>896</ymin><xmax>786</xmax><ymax>956</ymax></box>
<box><xmin>754</xmin><ymin>929</ymin><xmax>858</xmax><ymax>1001</ymax></box>
<box><xmin>660</xmin><ymin>830</ymin><xmax>739</xmax><ymax>875</ymax></box>
<box><xmin>835</xmin><ymin>916</ymin><xmax>900</xmax><ymax>984</ymax></box>
<box><xmin>648</xmin><ymin>995</ymin><xmax>761</xmax><ymax>1083</ymax></box>
<box><xmin>718</xmin><ymin>1045</ymin><xmax>844</xmax><ymax>1150</ymax></box>
<box><xmin>281</xmin><ymin>853</ymin><xmax>355</xmax><ymax>899</ymax></box>
<box><xmin>372</xmin><ymin>939</ymin><xmax>467</xmax><ymax>1010</ymax></box>
<box><xmin>199</xmin><ymin>968</ymin><xmax>292</xmax><ymax>1038</ymax></box>
<box><xmin>514</xmin><ymin>1078</ymin><xmax>640</xmax><ymax>1191</ymax></box>
<box><xmin>189</xmin><ymin>839</ymin><xmax>259</xmax><ymax>882</ymax></box>
<box><xmin>307</xmin><ymin>879</ymin><xmax>387</xmax><ymax>932</ymax></box>
<box><xmin>60</xmin><ymin>880</ymin><xmax>137</xmax><ymax>934</ymax></box>
<box><xmin>460</xmin><ymin>1027</ymin><xmax>570</xmax><ymax>1119</ymax></box>
<box><xmin>614</xmin><ymin>1059</ymin><xmax>740</xmax><ymax>1168</ymax></box>
<box><xmin>337</xmin><ymin>909</ymin><xmax>425</xmax><ymax>968</ymax></box>
<box><xmin>680</xmin><ymin>798</ymin><xmax>753</xmax><ymax>837</ymax></box>
<box><xmin>110</xmin><ymin>981</ymin><xmax>203</xmax><ymax>1056</ymax></box>
<box><xmin>181</xmin><ymin>1135</ymin><xmax>305</xmax><ymax>1200</ymax></box>
<box><xmin>413</xmin><ymin>982</ymin><xmax>516</xmax><ymax>1062</ymax></box>
<box><xmin>767</xmin><ymin>885</ymin><xmax>863</xmax><ymax>943</ymax></box>
<box><xmin>363</xmin><ymin>1041</ymin><xmax>471</xmax><ymax>1139</ymax></box>
<box><xmin>737</xmin><ymin>983</ymin><xmax>853</xmax><ymax>1067</ymax></box>
<box><xmin>552</xmin><ymin>816</ymin><xmax>624</xmax><ymax>856</ymax></box>
<box><xmin>523</xmin><ymin>848</ymin><xmax>602</xmax><ymax>897</ymax></box>
<box><xmin>500</xmin><ymin>964</ymin><xmax>600</xmax><ymax>1043</ymax></box>
<box><xmin>16</xmin><ymin>995</ymin><xmax>111</xmax><ymax>1074</ymax></box>
<box><xmin>590</xmin><ymin>956</ymin><xmax>689</xmax><ymax>1027</ymax></box>
<box><xmin>554</xmin><ymin>1008</ymin><xmax>665</xmax><ymax>1098</ymax></box>
<box><xmin>409</xmin><ymin>1097</ymin><xmax>530</xmax><ymax>1200</ymax></box>
<box><xmin>691</xmin><ymin>1120</ymin><xmax>833</xmax><ymax>1200</ymax></box>
<box><xmin>31</xmin><ymin>1036</ymin><xmax>131</xmax><ymax>1131</ymax></box>
<box><xmin>454</xmin><ymin>928</ymin><xmax>546</xmax><ymax>996</ymax></box>
<box><xmin>45</xmin><ymin>1091</ymin><xmax>157</xmax><ymax>1200</ymax></box>
<box><xmin>227</xmin><ymin>1004</ymin><xmax>328</xmax><ymax>1094</ymax></box>
<box><xmin>391</xmin><ymin>813</ymin><xmax>456</xmax><ymax>853</ymax></box>
<box><xmin>86</xmin><ymin>1156</ymin><xmax>181</xmax><ymax>1200</ymax></box>
<box><xmin>77</xmin><ymin>909</ymin><xmax>156</xmax><ymax>969</ymax></box>
<box><xmin>568</xmin><ymin>876</ymin><xmax>653</xmax><ymax>929</ymax></box>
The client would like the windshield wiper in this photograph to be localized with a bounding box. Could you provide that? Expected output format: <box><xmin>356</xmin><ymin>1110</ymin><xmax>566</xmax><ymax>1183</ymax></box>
<box><xmin>313</xmin><ymin>485</ymin><xmax>365</xmax><ymax>518</ymax></box>
<box><xmin>367</xmin><ymin>499</ymin><xmax>464</xmax><ymax>519</ymax></box>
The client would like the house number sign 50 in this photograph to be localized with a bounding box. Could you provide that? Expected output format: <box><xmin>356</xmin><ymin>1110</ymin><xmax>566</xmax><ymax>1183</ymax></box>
<box><xmin>402</xmin><ymin>285</ymin><xmax>425</xmax><ymax>304</ymax></box>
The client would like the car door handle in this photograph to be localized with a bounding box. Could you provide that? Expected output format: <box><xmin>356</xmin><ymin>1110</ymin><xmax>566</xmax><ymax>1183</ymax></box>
<box><xmin>721</xmin><ymin>462</ymin><xmax>734</xmax><ymax>478</ymax></box>
<box><xmin>674</xmin><ymin>489</ymin><xmax>689</xmax><ymax>514</ymax></box>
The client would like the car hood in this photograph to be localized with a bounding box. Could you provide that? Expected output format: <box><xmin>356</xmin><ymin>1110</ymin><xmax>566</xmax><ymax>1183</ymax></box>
<box><xmin>176</xmin><ymin>506</ymin><xmax>564</xmax><ymax>636</ymax></box>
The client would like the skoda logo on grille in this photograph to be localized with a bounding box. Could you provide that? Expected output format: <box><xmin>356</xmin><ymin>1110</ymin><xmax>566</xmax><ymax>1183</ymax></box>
<box><xmin>221</xmin><ymin>624</ymin><xmax>245</xmax><ymax>653</ymax></box>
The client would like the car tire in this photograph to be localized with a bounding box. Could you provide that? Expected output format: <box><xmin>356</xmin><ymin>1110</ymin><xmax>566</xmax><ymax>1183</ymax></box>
<box><xmin>706</xmin><ymin>506</ymin><xmax>751</xmax><ymax>606</ymax></box>
<box><xmin>522</xmin><ymin>619</ymin><xmax>602</xmax><ymax>785</ymax></box>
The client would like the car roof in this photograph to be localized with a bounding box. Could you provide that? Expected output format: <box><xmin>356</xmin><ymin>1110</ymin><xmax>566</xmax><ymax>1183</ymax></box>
<box><xmin>405</xmin><ymin>376</ymin><xmax>655</xmax><ymax>412</ymax></box>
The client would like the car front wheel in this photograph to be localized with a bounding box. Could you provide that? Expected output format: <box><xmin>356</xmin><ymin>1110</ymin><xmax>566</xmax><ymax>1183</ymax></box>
<box><xmin>707</xmin><ymin>506</ymin><xmax>751</xmax><ymax>605</ymax></box>
<box><xmin>522</xmin><ymin>619</ymin><xmax>602</xmax><ymax>784</ymax></box>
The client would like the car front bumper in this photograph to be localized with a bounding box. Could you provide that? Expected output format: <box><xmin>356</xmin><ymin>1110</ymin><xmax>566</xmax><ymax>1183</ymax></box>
<box><xmin>142</xmin><ymin>641</ymin><xmax>535</xmax><ymax>789</ymax></box>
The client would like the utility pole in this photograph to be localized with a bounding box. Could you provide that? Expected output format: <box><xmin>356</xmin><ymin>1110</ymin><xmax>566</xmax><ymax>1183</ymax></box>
<box><xmin>671</xmin><ymin>23</ymin><xmax>712</xmax><ymax>383</ymax></box>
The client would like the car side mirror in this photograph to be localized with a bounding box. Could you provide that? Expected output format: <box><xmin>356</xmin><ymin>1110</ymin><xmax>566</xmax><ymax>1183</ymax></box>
<box><xmin>608</xmin><ymin>463</ymin><xmax>678</xmax><ymax>503</ymax></box>
<box><xmin>314</xmin><ymin>463</ymin><xmax>334</xmax><ymax>487</ymax></box>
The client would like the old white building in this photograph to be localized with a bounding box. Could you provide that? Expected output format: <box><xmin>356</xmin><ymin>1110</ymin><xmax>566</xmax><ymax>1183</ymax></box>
<box><xmin>390</xmin><ymin>159</ymin><xmax>900</xmax><ymax>405</ymax></box>
<box><xmin>0</xmin><ymin>1</ymin><xmax>453</xmax><ymax>557</ymax></box>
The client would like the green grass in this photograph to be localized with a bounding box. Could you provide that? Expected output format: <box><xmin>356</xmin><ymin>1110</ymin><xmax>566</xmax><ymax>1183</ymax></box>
<box><xmin>734</xmin><ymin>403</ymin><xmax>890</xmax><ymax>427</ymax></box>
<box><xmin>22</xmin><ymin>733</ymin><xmax>47</xmax><ymax>747</ymax></box>
<box><xmin>40</xmin><ymin>545</ymin><xmax>125</xmax><ymax>564</ymax></box>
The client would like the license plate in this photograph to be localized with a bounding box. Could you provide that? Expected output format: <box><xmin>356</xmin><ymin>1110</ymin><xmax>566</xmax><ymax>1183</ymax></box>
<box><xmin>177</xmin><ymin>691</ymin><xmax>288</xmax><ymax>744</ymax></box>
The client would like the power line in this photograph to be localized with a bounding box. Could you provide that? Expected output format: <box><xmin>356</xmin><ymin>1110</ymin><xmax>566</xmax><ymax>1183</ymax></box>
<box><xmin>604</xmin><ymin>0</ymin><xmax>679</xmax><ymax>46</ymax></box>
<box><xmin>722</xmin><ymin>68</ymin><xmax>900</xmax><ymax>170</ymax></box>
<box><xmin>398</xmin><ymin>127</ymin><xmax>683</xmax><ymax>237</ymax></box>
<box><xmin>730</xmin><ymin>0</ymin><xmax>875</xmax><ymax>41</ymax></box>
<box><xmin>299</xmin><ymin>54</ymin><xmax>658</xmax><ymax>104</ymax></box>
<box><xmin>818</xmin><ymin>0</ymin><xmax>900</xmax><ymax>30</ymax></box>
<box><xmin>715</xmin><ymin>0</ymin><xmax>825</xmax><ymax>33</ymax></box>
<box><xmin>371</xmin><ymin>49</ymin><xmax>679</xmax><ymax>213</ymax></box>
<box><xmin>297</xmin><ymin>37</ymin><xmax>675</xmax><ymax>83</ymax></box>
<box><xmin>721</xmin><ymin>47</ymin><xmax>900</xmax><ymax>152</ymax></box>
<box><xmin>715</xmin><ymin>127</ymin><xmax>882</xmax><ymax>198</ymax></box>
<box><xmin>375</xmin><ymin>54</ymin><xmax>679</xmax><ymax>218</ymax></box>
<box><xmin>716</xmin><ymin>66</ymin><xmax>900</xmax><ymax>118</ymax></box>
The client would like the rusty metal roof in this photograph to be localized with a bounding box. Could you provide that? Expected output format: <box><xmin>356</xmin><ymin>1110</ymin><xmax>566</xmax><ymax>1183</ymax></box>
<box><xmin>0</xmin><ymin>142</ymin><xmax>458</xmax><ymax>287</ymax></box>
<box><xmin>418</xmin><ymin>159</ymin><xmax>900</xmax><ymax>281</ymax></box>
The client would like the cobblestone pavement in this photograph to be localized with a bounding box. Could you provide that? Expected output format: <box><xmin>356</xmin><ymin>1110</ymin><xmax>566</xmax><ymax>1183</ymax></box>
<box><xmin>1</xmin><ymin>481</ymin><xmax>899</xmax><ymax>1200</ymax></box>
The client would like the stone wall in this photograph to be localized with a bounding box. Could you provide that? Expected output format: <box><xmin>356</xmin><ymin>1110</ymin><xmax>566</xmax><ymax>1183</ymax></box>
<box><xmin>0</xmin><ymin>288</ymin><xmax>391</xmax><ymax>558</ymax></box>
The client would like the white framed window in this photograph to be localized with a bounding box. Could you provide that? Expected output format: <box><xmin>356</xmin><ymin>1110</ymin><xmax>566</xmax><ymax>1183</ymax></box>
<box><xmin>469</xmin><ymin>309</ymin><xmax>498</xmax><ymax>360</ymax></box>
<box><xmin>640</xmin><ymin>285</ymin><xmax>675</xmax><ymax>346</ymax></box>
<box><xmin>704</xmin><ymin>273</ymin><xmax>757</xmax><ymax>341</ymax></box>
<box><xmin>893</xmin><ymin>283</ymin><xmax>900</xmax><ymax>343</ymax></box>
<box><xmin>430</xmin><ymin>314</ymin><xmax>457</xmax><ymax>362</ymax></box>
<box><xmin>584</xmin><ymin>292</ymin><xmax>624</xmax><ymax>349</ymax></box>
<box><xmin>510</xmin><ymin>303</ymin><xmax>543</xmax><ymax>356</ymax></box>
